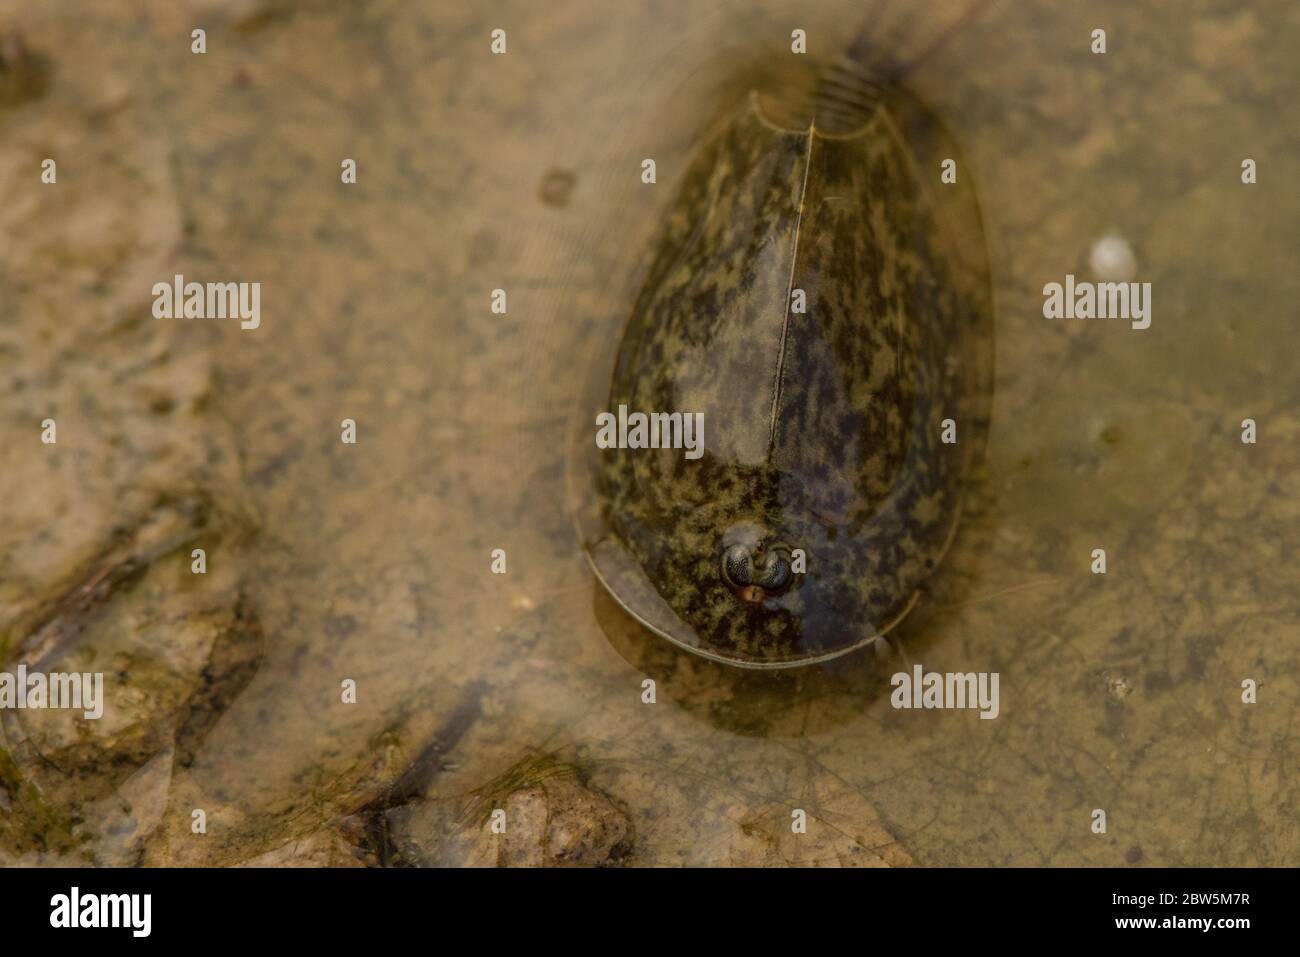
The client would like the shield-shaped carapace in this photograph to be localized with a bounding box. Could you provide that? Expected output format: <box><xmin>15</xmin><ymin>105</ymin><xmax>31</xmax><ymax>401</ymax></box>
<box><xmin>580</xmin><ymin>44</ymin><xmax>994</xmax><ymax>668</ymax></box>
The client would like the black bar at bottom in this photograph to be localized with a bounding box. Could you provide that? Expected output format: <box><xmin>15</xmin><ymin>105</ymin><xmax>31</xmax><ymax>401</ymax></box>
<box><xmin>0</xmin><ymin>866</ymin><xmax>1284</xmax><ymax>943</ymax></box>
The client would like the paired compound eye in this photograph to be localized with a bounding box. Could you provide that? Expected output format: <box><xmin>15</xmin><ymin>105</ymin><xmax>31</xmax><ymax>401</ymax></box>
<box><xmin>720</xmin><ymin>540</ymin><xmax>795</xmax><ymax>601</ymax></box>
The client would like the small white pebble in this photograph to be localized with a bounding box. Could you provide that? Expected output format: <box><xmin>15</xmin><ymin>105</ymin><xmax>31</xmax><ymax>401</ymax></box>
<box><xmin>1089</xmin><ymin>233</ymin><xmax>1138</xmax><ymax>282</ymax></box>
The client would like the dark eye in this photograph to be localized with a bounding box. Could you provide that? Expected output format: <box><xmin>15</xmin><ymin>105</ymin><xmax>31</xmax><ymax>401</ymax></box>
<box><xmin>721</xmin><ymin>544</ymin><xmax>754</xmax><ymax>587</ymax></box>
<box><xmin>755</xmin><ymin>550</ymin><xmax>792</xmax><ymax>591</ymax></box>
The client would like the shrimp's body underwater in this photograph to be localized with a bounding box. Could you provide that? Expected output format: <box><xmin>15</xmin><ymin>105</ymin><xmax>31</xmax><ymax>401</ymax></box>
<box><xmin>585</xmin><ymin>64</ymin><xmax>994</xmax><ymax>668</ymax></box>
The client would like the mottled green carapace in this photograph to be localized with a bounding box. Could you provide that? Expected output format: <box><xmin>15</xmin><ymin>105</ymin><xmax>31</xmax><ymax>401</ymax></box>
<box><xmin>588</xmin><ymin>67</ymin><xmax>992</xmax><ymax>668</ymax></box>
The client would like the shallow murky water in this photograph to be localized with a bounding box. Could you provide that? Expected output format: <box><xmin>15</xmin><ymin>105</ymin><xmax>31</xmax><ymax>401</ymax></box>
<box><xmin>2</xmin><ymin>0</ymin><xmax>1297</xmax><ymax>866</ymax></box>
